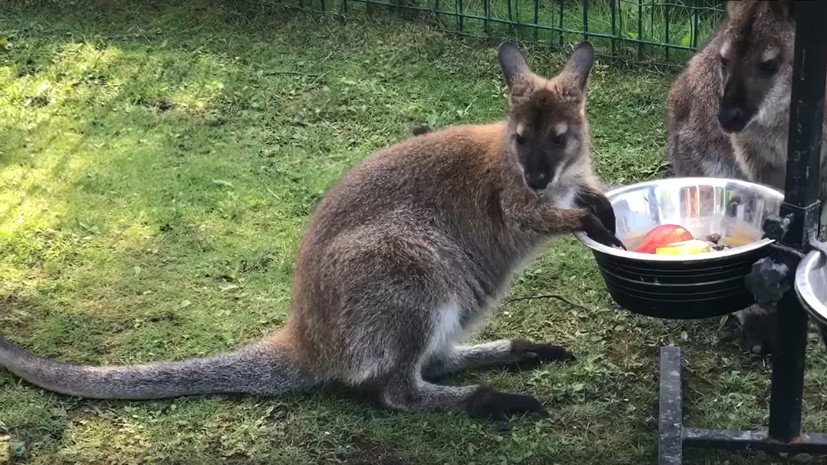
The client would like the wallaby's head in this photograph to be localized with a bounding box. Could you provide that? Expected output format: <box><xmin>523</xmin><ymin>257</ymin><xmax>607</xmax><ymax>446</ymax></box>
<box><xmin>498</xmin><ymin>41</ymin><xmax>595</xmax><ymax>193</ymax></box>
<box><xmin>716</xmin><ymin>0</ymin><xmax>795</xmax><ymax>134</ymax></box>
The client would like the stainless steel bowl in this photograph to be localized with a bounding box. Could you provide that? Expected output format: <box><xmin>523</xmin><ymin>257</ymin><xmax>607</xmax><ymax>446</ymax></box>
<box><xmin>576</xmin><ymin>177</ymin><xmax>785</xmax><ymax>319</ymax></box>
<box><xmin>795</xmin><ymin>249</ymin><xmax>827</xmax><ymax>326</ymax></box>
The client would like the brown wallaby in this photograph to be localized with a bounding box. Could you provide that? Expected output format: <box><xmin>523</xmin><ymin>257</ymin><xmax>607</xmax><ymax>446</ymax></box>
<box><xmin>0</xmin><ymin>42</ymin><xmax>623</xmax><ymax>421</ymax></box>
<box><xmin>668</xmin><ymin>0</ymin><xmax>827</xmax><ymax>356</ymax></box>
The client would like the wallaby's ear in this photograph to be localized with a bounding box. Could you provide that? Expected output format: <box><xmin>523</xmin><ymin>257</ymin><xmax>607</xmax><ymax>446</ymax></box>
<box><xmin>768</xmin><ymin>0</ymin><xmax>795</xmax><ymax>21</ymax></box>
<box><xmin>499</xmin><ymin>42</ymin><xmax>529</xmax><ymax>88</ymax></box>
<box><xmin>562</xmin><ymin>41</ymin><xmax>594</xmax><ymax>91</ymax></box>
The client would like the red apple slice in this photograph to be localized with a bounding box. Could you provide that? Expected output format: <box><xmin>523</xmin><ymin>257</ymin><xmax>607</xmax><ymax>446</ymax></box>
<box><xmin>634</xmin><ymin>224</ymin><xmax>694</xmax><ymax>254</ymax></box>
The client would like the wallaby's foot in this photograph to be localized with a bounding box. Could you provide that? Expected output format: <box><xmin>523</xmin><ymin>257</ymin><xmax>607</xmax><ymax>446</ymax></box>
<box><xmin>734</xmin><ymin>306</ymin><xmax>778</xmax><ymax>356</ymax></box>
<box><xmin>423</xmin><ymin>339</ymin><xmax>573</xmax><ymax>380</ymax></box>
<box><xmin>508</xmin><ymin>339</ymin><xmax>574</xmax><ymax>370</ymax></box>
<box><xmin>465</xmin><ymin>387</ymin><xmax>548</xmax><ymax>421</ymax></box>
<box><xmin>380</xmin><ymin>374</ymin><xmax>477</xmax><ymax>412</ymax></box>
<box><xmin>742</xmin><ymin>322</ymin><xmax>777</xmax><ymax>357</ymax></box>
<box><xmin>380</xmin><ymin>372</ymin><xmax>547</xmax><ymax>421</ymax></box>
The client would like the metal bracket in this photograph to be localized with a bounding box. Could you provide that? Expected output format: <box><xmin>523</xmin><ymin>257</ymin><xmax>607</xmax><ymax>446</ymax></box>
<box><xmin>763</xmin><ymin>213</ymin><xmax>794</xmax><ymax>242</ymax></box>
<box><xmin>778</xmin><ymin>202</ymin><xmax>822</xmax><ymax>250</ymax></box>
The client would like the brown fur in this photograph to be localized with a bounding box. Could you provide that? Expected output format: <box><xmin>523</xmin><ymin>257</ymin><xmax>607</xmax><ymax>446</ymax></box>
<box><xmin>0</xmin><ymin>42</ymin><xmax>621</xmax><ymax>421</ymax></box>
<box><xmin>667</xmin><ymin>0</ymin><xmax>826</xmax><ymax>356</ymax></box>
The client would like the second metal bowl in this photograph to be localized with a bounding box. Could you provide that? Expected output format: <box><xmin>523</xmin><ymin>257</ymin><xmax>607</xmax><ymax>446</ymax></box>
<box><xmin>795</xmin><ymin>248</ymin><xmax>827</xmax><ymax>326</ymax></box>
<box><xmin>576</xmin><ymin>177</ymin><xmax>784</xmax><ymax>319</ymax></box>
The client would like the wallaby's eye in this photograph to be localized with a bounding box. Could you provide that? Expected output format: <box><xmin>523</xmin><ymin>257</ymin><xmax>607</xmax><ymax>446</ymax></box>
<box><xmin>758</xmin><ymin>59</ymin><xmax>780</xmax><ymax>77</ymax></box>
<box><xmin>515</xmin><ymin>133</ymin><xmax>526</xmax><ymax>145</ymax></box>
<box><xmin>551</xmin><ymin>133</ymin><xmax>567</xmax><ymax>148</ymax></box>
<box><xmin>719</xmin><ymin>55</ymin><xmax>729</xmax><ymax>68</ymax></box>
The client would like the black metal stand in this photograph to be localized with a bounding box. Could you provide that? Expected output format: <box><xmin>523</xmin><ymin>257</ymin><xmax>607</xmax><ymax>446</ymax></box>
<box><xmin>658</xmin><ymin>2</ymin><xmax>827</xmax><ymax>463</ymax></box>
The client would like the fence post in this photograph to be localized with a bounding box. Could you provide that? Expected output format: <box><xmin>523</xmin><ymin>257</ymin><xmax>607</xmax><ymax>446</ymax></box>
<box><xmin>637</xmin><ymin>0</ymin><xmax>644</xmax><ymax>60</ymax></box>
<box><xmin>457</xmin><ymin>0</ymin><xmax>463</xmax><ymax>33</ymax></box>
<box><xmin>484</xmin><ymin>0</ymin><xmax>491</xmax><ymax>35</ymax></box>
<box><xmin>610</xmin><ymin>0</ymin><xmax>617</xmax><ymax>58</ymax></box>
<box><xmin>557</xmin><ymin>0</ymin><xmax>564</xmax><ymax>47</ymax></box>
<box><xmin>664</xmin><ymin>0</ymin><xmax>670</xmax><ymax>61</ymax></box>
<box><xmin>533</xmin><ymin>0</ymin><xmax>539</xmax><ymax>41</ymax></box>
<box><xmin>692</xmin><ymin>0</ymin><xmax>699</xmax><ymax>48</ymax></box>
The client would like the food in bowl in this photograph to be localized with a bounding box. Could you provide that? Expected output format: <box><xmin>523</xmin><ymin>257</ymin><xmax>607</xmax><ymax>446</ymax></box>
<box><xmin>633</xmin><ymin>224</ymin><xmax>694</xmax><ymax>253</ymax></box>
<box><xmin>655</xmin><ymin>239</ymin><xmax>714</xmax><ymax>255</ymax></box>
<box><xmin>630</xmin><ymin>224</ymin><xmax>745</xmax><ymax>256</ymax></box>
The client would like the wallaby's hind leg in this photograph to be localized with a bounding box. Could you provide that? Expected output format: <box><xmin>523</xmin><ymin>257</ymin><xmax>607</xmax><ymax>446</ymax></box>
<box><xmin>379</xmin><ymin>371</ymin><xmax>548</xmax><ymax>421</ymax></box>
<box><xmin>734</xmin><ymin>304</ymin><xmax>778</xmax><ymax>356</ymax></box>
<box><xmin>423</xmin><ymin>339</ymin><xmax>574</xmax><ymax>380</ymax></box>
<box><xmin>333</xmin><ymin>235</ymin><xmax>552</xmax><ymax>420</ymax></box>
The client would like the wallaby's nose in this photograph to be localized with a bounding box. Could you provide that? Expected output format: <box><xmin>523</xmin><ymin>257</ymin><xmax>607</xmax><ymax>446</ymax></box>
<box><xmin>524</xmin><ymin>171</ymin><xmax>550</xmax><ymax>191</ymax></box>
<box><xmin>718</xmin><ymin>105</ymin><xmax>747</xmax><ymax>133</ymax></box>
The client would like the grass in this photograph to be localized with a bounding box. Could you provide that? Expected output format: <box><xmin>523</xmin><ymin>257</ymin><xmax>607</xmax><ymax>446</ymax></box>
<box><xmin>1</xmin><ymin>1</ymin><xmax>826</xmax><ymax>464</ymax></box>
<box><xmin>277</xmin><ymin>0</ymin><xmax>725</xmax><ymax>65</ymax></box>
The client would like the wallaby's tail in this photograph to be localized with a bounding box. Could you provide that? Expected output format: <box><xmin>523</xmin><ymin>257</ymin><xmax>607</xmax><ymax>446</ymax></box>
<box><xmin>0</xmin><ymin>332</ymin><xmax>320</xmax><ymax>399</ymax></box>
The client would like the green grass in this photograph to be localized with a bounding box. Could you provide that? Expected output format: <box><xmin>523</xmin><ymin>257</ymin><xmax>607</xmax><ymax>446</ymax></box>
<box><xmin>1</xmin><ymin>1</ymin><xmax>826</xmax><ymax>464</ymax></box>
<box><xmin>278</xmin><ymin>0</ymin><xmax>725</xmax><ymax>65</ymax></box>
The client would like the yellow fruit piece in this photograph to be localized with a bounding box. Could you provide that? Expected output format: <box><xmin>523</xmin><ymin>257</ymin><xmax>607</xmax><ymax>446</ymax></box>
<box><xmin>722</xmin><ymin>235</ymin><xmax>754</xmax><ymax>248</ymax></box>
<box><xmin>655</xmin><ymin>240</ymin><xmax>712</xmax><ymax>256</ymax></box>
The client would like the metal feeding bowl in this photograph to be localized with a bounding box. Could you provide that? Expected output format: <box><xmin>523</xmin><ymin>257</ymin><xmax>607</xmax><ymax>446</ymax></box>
<box><xmin>575</xmin><ymin>178</ymin><xmax>784</xmax><ymax>319</ymax></box>
<box><xmin>795</xmin><ymin>248</ymin><xmax>827</xmax><ymax>326</ymax></box>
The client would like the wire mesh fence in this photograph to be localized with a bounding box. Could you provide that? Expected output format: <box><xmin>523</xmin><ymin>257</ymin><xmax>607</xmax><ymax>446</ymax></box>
<box><xmin>277</xmin><ymin>0</ymin><xmax>726</xmax><ymax>65</ymax></box>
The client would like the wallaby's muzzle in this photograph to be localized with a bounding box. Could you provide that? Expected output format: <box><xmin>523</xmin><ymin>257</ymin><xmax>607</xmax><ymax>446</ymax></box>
<box><xmin>718</xmin><ymin>102</ymin><xmax>748</xmax><ymax>133</ymax></box>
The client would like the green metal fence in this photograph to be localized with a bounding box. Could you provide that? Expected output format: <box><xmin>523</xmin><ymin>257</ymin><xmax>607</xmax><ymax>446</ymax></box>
<box><xmin>278</xmin><ymin>0</ymin><xmax>726</xmax><ymax>65</ymax></box>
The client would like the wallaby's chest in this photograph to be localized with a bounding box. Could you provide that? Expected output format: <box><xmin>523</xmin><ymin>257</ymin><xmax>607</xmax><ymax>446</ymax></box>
<box><xmin>733</xmin><ymin>121</ymin><xmax>827</xmax><ymax>191</ymax></box>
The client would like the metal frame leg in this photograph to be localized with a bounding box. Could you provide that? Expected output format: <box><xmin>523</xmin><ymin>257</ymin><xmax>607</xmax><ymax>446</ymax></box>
<box><xmin>768</xmin><ymin>290</ymin><xmax>809</xmax><ymax>442</ymax></box>
<box><xmin>659</xmin><ymin>347</ymin><xmax>683</xmax><ymax>465</ymax></box>
<box><xmin>659</xmin><ymin>342</ymin><xmax>827</xmax><ymax>465</ymax></box>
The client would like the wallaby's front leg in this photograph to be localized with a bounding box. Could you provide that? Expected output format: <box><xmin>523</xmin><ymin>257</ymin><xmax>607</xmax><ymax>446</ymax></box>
<box><xmin>574</xmin><ymin>185</ymin><xmax>617</xmax><ymax>235</ymax></box>
<box><xmin>423</xmin><ymin>339</ymin><xmax>574</xmax><ymax>380</ymax></box>
<box><xmin>380</xmin><ymin>372</ymin><xmax>548</xmax><ymax>421</ymax></box>
<box><xmin>502</xmin><ymin>189</ymin><xmax>625</xmax><ymax>248</ymax></box>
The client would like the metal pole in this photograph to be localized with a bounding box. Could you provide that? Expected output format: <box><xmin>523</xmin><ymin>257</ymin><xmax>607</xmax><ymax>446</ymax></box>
<box><xmin>768</xmin><ymin>291</ymin><xmax>809</xmax><ymax>442</ymax></box>
<box><xmin>779</xmin><ymin>1</ymin><xmax>827</xmax><ymax>247</ymax></box>
<box><xmin>768</xmin><ymin>0</ymin><xmax>827</xmax><ymax>443</ymax></box>
<box><xmin>658</xmin><ymin>347</ymin><xmax>683</xmax><ymax>465</ymax></box>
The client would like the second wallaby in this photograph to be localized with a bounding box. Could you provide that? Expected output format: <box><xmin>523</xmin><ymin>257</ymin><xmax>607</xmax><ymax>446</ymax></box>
<box><xmin>667</xmin><ymin>0</ymin><xmax>826</xmax><ymax>356</ymax></box>
<box><xmin>0</xmin><ymin>42</ymin><xmax>623</xmax><ymax>421</ymax></box>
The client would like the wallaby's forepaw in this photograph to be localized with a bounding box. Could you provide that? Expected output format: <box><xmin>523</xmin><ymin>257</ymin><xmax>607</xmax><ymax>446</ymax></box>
<box><xmin>575</xmin><ymin>188</ymin><xmax>617</xmax><ymax>234</ymax></box>
<box><xmin>580</xmin><ymin>212</ymin><xmax>626</xmax><ymax>249</ymax></box>
<box><xmin>510</xmin><ymin>339</ymin><xmax>575</xmax><ymax>369</ymax></box>
<box><xmin>466</xmin><ymin>387</ymin><xmax>549</xmax><ymax>421</ymax></box>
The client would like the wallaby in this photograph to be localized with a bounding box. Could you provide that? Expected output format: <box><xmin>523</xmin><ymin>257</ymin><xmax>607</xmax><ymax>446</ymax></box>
<box><xmin>0</xmin><ymin>42</ymin><xmax>623</xmax><ymax>421</ymax></box>
<box><xmin>668</xmin><ymin>0</ymin><xmax>827</xmax><ymax>356</ymax></box>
